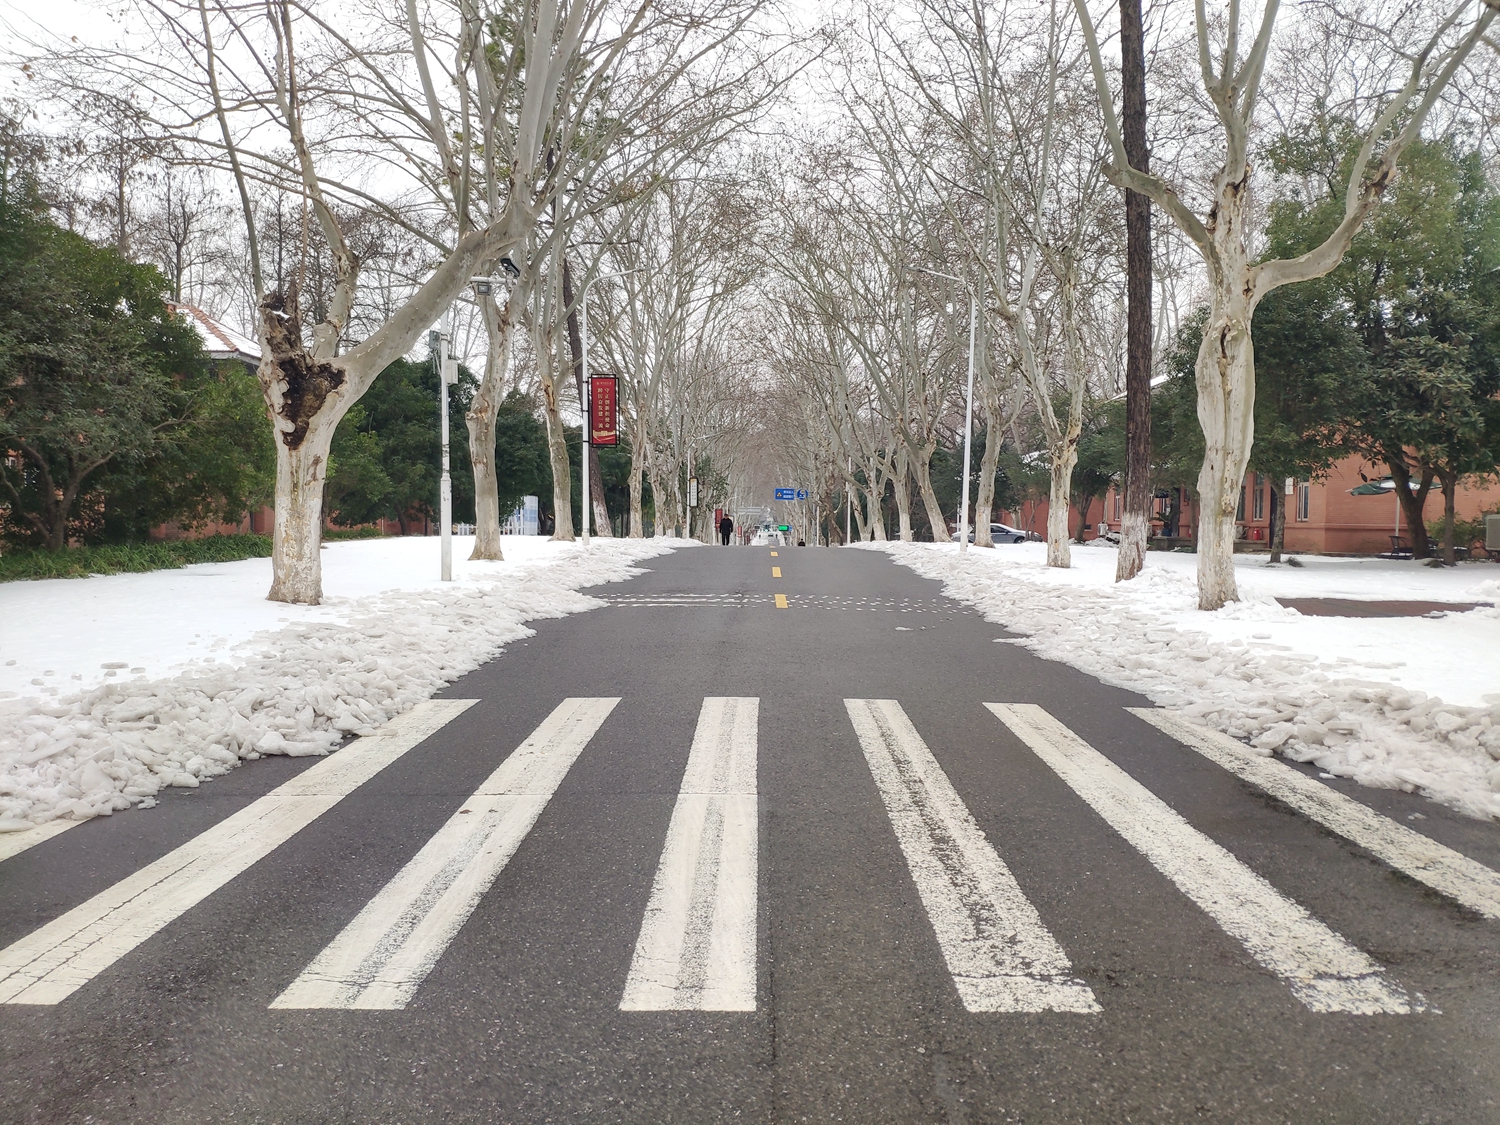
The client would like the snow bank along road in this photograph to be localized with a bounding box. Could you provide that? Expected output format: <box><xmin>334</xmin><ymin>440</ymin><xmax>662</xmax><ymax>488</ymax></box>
<box><xmin>3</xmin><ymin>546</ymin><xmax>1500</xmax><ymax>1123</ymax></box>
<box><xmin>869</xmin><ymin>540</ymin><xmax>1500</xmax><ymax>820</ymax></box>
<box><xmin>0</xmin><ymin>536</ymin><xmax>681</xmax><ymax>833</ymax></box>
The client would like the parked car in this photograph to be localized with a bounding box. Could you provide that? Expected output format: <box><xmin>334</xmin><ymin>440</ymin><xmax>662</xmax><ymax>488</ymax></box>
<box><xmin>950</xmin><ymin>522</ymin><xmax>1033</xmax><ymax>544</ymax></box>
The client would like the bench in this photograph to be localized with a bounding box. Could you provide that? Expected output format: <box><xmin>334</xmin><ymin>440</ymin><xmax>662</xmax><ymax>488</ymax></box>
<box><xmin>1386</xmin><ymin>535</ymin><xmax>1472</xmax><ymax>561</ymax></box>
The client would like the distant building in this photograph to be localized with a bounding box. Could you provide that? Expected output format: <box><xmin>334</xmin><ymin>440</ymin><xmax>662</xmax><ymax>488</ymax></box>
<box><xmin>998</xmin><ymin>453</ymin><xmax>1500</xmax><ymax>556</ymax></box>
<box><xmin>172</xmin><ymin>303</ymin><xmax>261</xmax><ymax>370</ymax></box>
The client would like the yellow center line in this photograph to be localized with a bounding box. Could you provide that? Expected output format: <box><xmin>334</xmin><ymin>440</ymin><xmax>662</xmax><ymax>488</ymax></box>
<box><xmin>772</xmin><ymin>566</ymin><xmax>782</xmax><ymax>578</ymax></box>
<box><xmin>774</xmin><ymin>594</ymin><xmax>788</xmax><ymax>609</ymax></box>
<box><xmin>770</xmin><ymin>551</ymin><xmax>778</xmax><ymax>556</ymax></box>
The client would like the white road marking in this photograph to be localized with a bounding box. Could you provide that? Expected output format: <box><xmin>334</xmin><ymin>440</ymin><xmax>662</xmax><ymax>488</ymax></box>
<box><xmin>1131</xmin><ymin>707</ymin><xmax>1500</xmax><ymax>921</ymax></box>
<box><xmin>0</xmin><ymin>700</ymin><xmax>477</xmax><ymax>1005</ymax></box>
<box><xmin>0</xmin><ymin>819</ymin><xmax>78</xmax><ymax>864</ymax></box>
<box><xmin>845</xmin><ymin>699</ymin><xmax>1099</xmax><ymax>1014</ymax></box>
<box><xmin>621</xmin><ymin>697</ymin><xmax>758</xmax><ymax>1012</ymax></box>
<box><xmin>273</xmin><ymin>697</ymin><xmax>618</xmax><ymax>1010</ymax></box>
<box><xmin>987</xmin><ymin>703</ymin><xmax>1415</xmax><ymax>1015</ymax></box>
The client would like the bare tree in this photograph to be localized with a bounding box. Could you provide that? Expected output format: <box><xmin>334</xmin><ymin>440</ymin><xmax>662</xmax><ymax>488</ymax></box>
<box><xmin>883</xmin><ymin>0</ymin><xmax>1119</xmax><ymax>565</ymax></box>
<box><xmin>1115</xmin><ymin>0</ymin><xmax>1153</xmax><ymax>582</ymax></box>
<box><xmin>33</xmin><ymin>0</ymin><xmax>785</xmax><ymax>599</ymax></box>
<box><xmin>1074</xmin><ymin>0</ymin><xmax>1495</xmax><ymax>608</ymax></box>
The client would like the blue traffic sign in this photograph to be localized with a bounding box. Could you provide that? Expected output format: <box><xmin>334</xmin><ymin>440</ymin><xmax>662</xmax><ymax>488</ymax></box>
<box><xmin>796</xmin><ymin>489</ymin><xmax>809</xmax><ymax>501</ymax></box>
<box><xmin>774</xmin><ymin>487</ymin><xmax>796</xmax><ymax>501</ymax></box>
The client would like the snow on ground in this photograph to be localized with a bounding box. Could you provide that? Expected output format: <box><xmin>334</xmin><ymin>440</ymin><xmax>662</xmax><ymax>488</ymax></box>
<box><xmin>0</xmin><ymin>535</ymin><xmax>687</xmax><ymax>827</ymax></box>
<box><xmin>864</xmin><ymin>540</ymin><xmax>1500</xmax><ymax>819</ymax></box>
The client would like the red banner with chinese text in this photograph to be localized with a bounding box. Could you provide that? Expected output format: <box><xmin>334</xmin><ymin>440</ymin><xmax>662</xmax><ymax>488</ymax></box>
<box><xmin>589</xmin><ymin>375</ymin><xmax>619</xmax><ymax>446</ymax></box>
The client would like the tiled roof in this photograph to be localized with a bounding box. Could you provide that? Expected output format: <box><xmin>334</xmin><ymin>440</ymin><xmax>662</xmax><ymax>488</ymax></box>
<box><xmin>171</xmin><ymin>304</ymin><xmax>262</xmax><ymax>364</ymax></box>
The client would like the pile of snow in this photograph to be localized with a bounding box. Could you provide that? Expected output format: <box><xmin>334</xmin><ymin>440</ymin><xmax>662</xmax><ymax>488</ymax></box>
<box><xmin>0</xmin><ymin>536</ymin><xmax>684</xmax><ymax>827</ymax></box>
<box><xmin>866</xmin><ymin>541</ymin><xmax>1500</xmax><ymax>819</ymax></box>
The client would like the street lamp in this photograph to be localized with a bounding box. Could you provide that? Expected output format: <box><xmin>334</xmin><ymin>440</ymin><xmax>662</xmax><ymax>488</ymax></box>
<box><xmin>914</xmin><ymin>265</ymin><xmax>978</xmax><ymax>554</ymax></box>
<box><xmin>428</xmin><ymin>316</ymin><xmax>461</xmax><ymax>581</ymax></box>
<box><xmin>576</xmin><ymin>266</ymin><xmax>644</xmax><ymax>545</ymax></box>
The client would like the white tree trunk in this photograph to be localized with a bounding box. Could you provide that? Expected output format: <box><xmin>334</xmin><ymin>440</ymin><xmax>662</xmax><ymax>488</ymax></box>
<box><xmin>973</xmin><ymin>392</ymin><xmax>1003</xmax><ymax>549</ymax></box>
<box><xmin>468</xmin><ymin>291</ymin><xmax>519</xmax><ymax>561</ymax></box>
<box><xmin>539</xmin><ymin>392</ymin><xmax>574</xmax><ymax>541</ymax></box>
<box><xmin>592</xmin><ymin>471</ymin><xmax>613</xmax><ymax>537</ymax></box>
<box><xmin>267</xmin><ymin>425</ymin><xmax>334</xmax><ymax>604</ymax></box>
<box><xmin>532</xmin><ymin>311</ymin><xmax>574</xmax><ymax>541</ymax></box>
<box><xmin>1192</xmin><ymin>288</ymin><xmax>1255</xmax><ymax>609</ymax></box>
<box><xmin>1046</xmin><ymin>441</ymin><xmax>1077</xmax><ymax>568</ymax></box>
<box><xmin>913</xmin><ymin>447</ymin><xmax>949</xmax><ymax>542</ymax></box>
<box><xmin>894</xmin><ymin>452</ymin><xmax>913</xmax><ymax>541</ymax></box>
<box><xmin>867</xmin><ymin>478</ymin><xmax>887</xmax><ymax>540</ymax></box>
<box><xmin>628</xmin><ymin>458</ymin><xmax>645</xmax><ymax>537</ymax></box>
<box><xmin>1115</xmin><ymin>510</ymin><xmax>1149</xmax><ymax>578</ymax></box>
<box><xmin>467</xmin><ymin>398</ymin><xmax>503</xmax><ymax>560</ymax></box>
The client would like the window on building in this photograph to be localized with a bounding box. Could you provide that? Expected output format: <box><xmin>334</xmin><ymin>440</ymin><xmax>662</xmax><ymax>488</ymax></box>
<box><xmin>1113</xmin><ymin>491</ymin><xmax>1120</xmax><ymax>520</ymax></box>
<box><xmin>1236</xmin><ymin>482</ymin><xmax>1246</xmax><ymax>521</ymax></box>
<box><xmin>1252</xmin><ymin>474</ymin><xmax>1265</xmax><ymax>521</ymax></box>
<box><xmin>1296</xmin><ymin>481</ymin><xmax>1310</xmax><ymax>521</ymax></box>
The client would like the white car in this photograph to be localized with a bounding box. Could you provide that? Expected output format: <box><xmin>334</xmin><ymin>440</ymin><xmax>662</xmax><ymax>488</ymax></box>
<box><xmin>750</xmin><ymin>527</ymin><xmax>786</xmax><ymax>547</ymax></box>
<box><xmin>990</xmin><ymin>522</ymin><xmax>1034</xmax><ymax>543</ymax></box>
<box><xmin>954</xmin><ymin>522</ymin><xmax>1032</xmax><ymax>544</ymax></box>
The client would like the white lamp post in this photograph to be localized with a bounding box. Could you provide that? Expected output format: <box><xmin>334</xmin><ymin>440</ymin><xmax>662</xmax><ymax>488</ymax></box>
<box><xmin>576</xmin><ymin>266</ymin><xmax>643</xmax><ymax>545</ymax></box>
<box><xmin>429</xmin><ymin>318</ymin><xmax>459</xmax><ymax>581</ymax></box>
<box><xmin>914</xmin><ymin>266</ymin><xmax>977</xmax><ymax>553</ymax></box>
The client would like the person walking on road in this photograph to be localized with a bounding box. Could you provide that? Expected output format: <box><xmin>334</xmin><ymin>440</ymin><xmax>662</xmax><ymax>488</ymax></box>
<box><xmin>718</xmin><ymin>515</ymin><xmax>734</xmax><ymax>546</ymax></box>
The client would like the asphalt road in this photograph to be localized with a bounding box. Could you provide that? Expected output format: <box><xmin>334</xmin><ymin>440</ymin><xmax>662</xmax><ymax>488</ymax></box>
<box><xmin>3</xmin><ymin>544</ymin><xmax>1499</xmax><ymax>1124</ymax></box>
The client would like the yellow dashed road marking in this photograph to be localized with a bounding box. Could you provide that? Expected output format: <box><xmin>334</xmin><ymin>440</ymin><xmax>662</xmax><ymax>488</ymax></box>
<box><xmin>774</xmin><ymin>594</ymin><xmax>788</xmax><ymax>609</ymax></box>
<box><xmin>772</xmin><ymin>567</ymin><xmax>782</xmax><ymax>578</ymax></box>
<box><xmin>770</xmin><ymin>551</ymin><xmax>778</xmax><ymax>557</ymax></box>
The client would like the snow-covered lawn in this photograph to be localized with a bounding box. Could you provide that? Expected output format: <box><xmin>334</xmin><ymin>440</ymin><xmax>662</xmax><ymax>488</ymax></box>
<box><xmin>866</xmin><ymin>541</ymin><xmax>1500</xmax><ymax>819</ymax></box>
<box><xmin>0</xmin><ymin>536</ymin><xmax>685</xmax><ymax>827</ymax></box>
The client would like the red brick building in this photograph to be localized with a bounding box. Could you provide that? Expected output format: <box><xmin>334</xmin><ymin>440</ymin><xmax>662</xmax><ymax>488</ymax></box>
<box><xmin>997</xmin><ymin>454</ymin><xmax>1500</xmax><ymax>555</ymax></box>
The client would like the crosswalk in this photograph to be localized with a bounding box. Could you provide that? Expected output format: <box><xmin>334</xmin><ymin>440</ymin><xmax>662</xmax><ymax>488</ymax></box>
<box><xmin>2</xmin><ymin>695</ymin><xmax>1494</xmax><ymax>1017</ymax></box>
<box><xmin>272</xmin><ymin>697</ymin><xmax>617</xmax><ymax>1010</ymax></box>
<box><xmin>0</xmin><ymin>700</ymin><xmax>476</xmax><ymax>1005</ymax></box>
<box><xmin>846</xmin><ymin>699</ymin><xmax>1099</xmax><ymax>1014</ymax></box>
<box><xmin>621</xmin><ymin>697</ymin><xmax>758</xmax><ymax>1011</ymax></box>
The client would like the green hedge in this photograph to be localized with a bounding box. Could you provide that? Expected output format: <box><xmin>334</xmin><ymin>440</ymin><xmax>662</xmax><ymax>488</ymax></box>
<box><xmin>0</xmin><ymin>534</ymin><xmax>273</xmax><ymax>582</ymax></box>
<box><xmin>323</xmin><ymin>526</ymin><xmax>387</xmax><ymax>540</ymax></box>
<box><xmin>1427</xmin><ymin>513</ymin><xmax>1496</xmax><ymax>547</ymax></box>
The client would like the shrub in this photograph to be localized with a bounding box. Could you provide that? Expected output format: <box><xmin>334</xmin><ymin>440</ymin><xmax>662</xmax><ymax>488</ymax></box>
<box><xmin>0</xmin><ymin>534</ymin><xmax>272</xmax><ymax>582</ymax></box>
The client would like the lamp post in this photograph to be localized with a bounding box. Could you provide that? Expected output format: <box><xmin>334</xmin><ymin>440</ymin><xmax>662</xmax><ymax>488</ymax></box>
<box><xmin>576</xmin><ymin>266</ymin><xmax>643</xmax><ymax>545</ymax></box>
<box><xmin>914</xmin><ymin>266</ymin><xmax>977</xmax><ymax>553</ymax></box>
<box><xmin>428</xmin><ymin>316</ymin><xmax>459</xmax><ymax>581</ymax></box>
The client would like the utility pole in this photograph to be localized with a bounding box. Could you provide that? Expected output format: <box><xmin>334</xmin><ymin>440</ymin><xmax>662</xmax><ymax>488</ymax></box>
<box><xmin>1116</xmin><ymin>0</ymin><xmax>1154</xmax><ymax>582</ymax></box>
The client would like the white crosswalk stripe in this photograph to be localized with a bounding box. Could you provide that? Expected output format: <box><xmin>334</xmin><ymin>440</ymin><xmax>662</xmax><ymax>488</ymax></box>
<box><xmin>6</xmin><ymin>691</ymin><xmax>1487</xmax><ymax>1019</ymax></box>
<box><xmin>845</xmin><ymin>698</ymin><xmax>1100</xmax><ymax>1014</ymax></box>
<box><xmin>272</xmin><ymin>697</ymin><xmax>619</xmax><ymax>1011</ymax></box>
<box><xmin>621</xmin><ymin>697</ymin><xmax>759</xmax><ymax>1012</ymax></box>
<box><xmin>1131</xmin><ymin>707</ymin><xmax>1500</xmax><ymax>920</ymax></box>
<box><xmin>987</xmin><ymin>703</ymin><xmax>1416</xmax><ymax>1015</ymax></box>
<box><xmin>0</xmin><ymin>700</ymin><xmax>477</xmax><ymax>1006</ymax></box>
